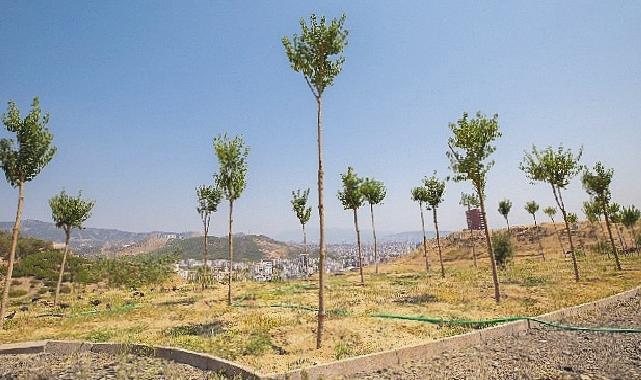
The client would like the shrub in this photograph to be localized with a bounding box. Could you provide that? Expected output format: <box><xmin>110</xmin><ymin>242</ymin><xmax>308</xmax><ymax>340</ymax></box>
<box><xmin>8</xmin><ymin>289</ymin><xmax>27</xmax><ymax>298</ymax></box>
<box><xmin>334</xmin><ymin>342</ymin><xmax>352</xmax><ymax>360</ymax></box>
<box><xmin>492</xmin><ymin>232</ymin><xmax>514</xmax><ymax>269</ymax></box>
<box><xmin>244</xmin><ymin>333</ymin><xmax>272</xmax><ymax>355</ymax></box>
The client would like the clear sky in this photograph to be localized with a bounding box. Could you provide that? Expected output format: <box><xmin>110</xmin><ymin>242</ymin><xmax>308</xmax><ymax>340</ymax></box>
<box><xmin>1</xmin><ymin>1</ymin><xmax>640</xmax><ymax>238</ymax></box>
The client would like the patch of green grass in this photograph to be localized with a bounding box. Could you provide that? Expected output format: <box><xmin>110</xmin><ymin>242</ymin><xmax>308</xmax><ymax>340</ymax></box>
<box><xmin>8</xmin><ymin>289</ymin><xmax>27</xmax><ymax>298</ymax></box>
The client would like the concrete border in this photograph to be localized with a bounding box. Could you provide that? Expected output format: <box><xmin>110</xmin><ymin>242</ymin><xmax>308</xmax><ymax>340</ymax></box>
<box><xmin>0</xmin><ymin>286</ymin><xmax>638</xmax><ymax>380</ymax></box>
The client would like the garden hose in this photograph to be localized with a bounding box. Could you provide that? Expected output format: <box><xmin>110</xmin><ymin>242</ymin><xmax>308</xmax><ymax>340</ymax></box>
<box><xmin>372</xmin><ymin>313</ymin><xmax>641</xmax><ymax>334</ymax></box>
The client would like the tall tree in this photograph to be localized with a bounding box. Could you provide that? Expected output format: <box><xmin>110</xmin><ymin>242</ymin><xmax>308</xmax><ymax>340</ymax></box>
<box><xmin>525</xmin><ymin>201</ymin><xmax>545</xmax><ymax>260</ymax></box>
<box><xmin>411</xmin><ymin>186</ymin><xmax>431</xmax><ymax>273</ymax></box>
<box><xmin>291</xmin><ymin>188</ymin><xmax>312</xmax><ymax>271</ymax></box>
<box><xmin>543</xmin><ymin>206</ymin><xmax>566</xmax><ymax>256</ymax></box>
<box><xmin>360</xmin><ymin>177</ymin><xmax>386</xmax><ymax>274</ymax></box>
<box><xmin>283</xmin><ymin>14</ymin><xmax>348</xmax><ymax>349</ymax></box>
<box><xmin>521</xmin><ymin>145</ymin><xmax>583</xmax><ymax>281</ymax></box>
<box><xmin>581</xmin><ymin>162</ymin><xmax>621</xmax><ymax>270</ymax></box>
<box><xmin>337</xmin><ymin>167</ymin><xmax>365</xmax><ymax>285</ymax></box>
<box><xmin>460</xmin><ymin>192</ymin><xmax>480</xmax><ymax>268</ymax></box>
<box><xmin>621</xmin><ymin>205</ymin><xmax>640</xmax><ymax>252</ymax></box>
<box><xmin>50</xmin><ymin>190</ymin><xmax>94</xmax><ymax>305</ymax></box>
<box><xmin>196</xmin><ymin>184</ymin><xmax>223</xmax><ymax>290</ymax></box>
<box><xmin>213</xmin><ymin>134</ymin><xmax>249</xmax><ymax>306</ymax></box>
<box><xmin>423</xmin><ymin>173</ymin><xmax>447</xmax><ymax>278</ymax></box>
<box><xmin>497</xmin><ymin>199</ymin><xmax>513</xmax><ymax>232</ymax></box>
<box><xmin>447</xmin><ymin>111</ymin><xmax>502</xmax><ymax>302</ymax></box>
<box><xmin>0</xmin><ymin>98</ymin><xmax>56</xmax><ymax>326</ymax></box>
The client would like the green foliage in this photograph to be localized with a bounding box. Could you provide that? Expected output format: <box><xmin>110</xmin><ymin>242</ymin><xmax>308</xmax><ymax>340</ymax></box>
<box><xmin>360</xmin><ymin>178</ymin><xmax>386</xmax><ymax>206</ymax></box>
<box><xmin>521</xmin><ymin>145</ymin><xmax>583</xmax><ymax>189</ymax></box>
<box><xmin>13</xmin><ymin>250</ymin><xmax>95</xmax><ymax>283</ymax></box>
<box><xmin>446</xmin><ymin>111</ymin><xmax>501</xmax><ymax>194</ymax></box>
<box><xmin>459</xmin><ymin>192</ymin><xmax>479</xmax><ymax>208</ymax></box>
<box><xmin>291</xmin><ymin>188</ymin><xmax>312</xmax><ymax>225</ymax></box>
<box><xmin>423</xmin><ymin>173</ymin><xmax>446</xmax><ymax>208</ymax></box>
<box><xmin>244</xmin><ymin>333</ymin><xmax>272</xmax><ymax>356</ymax></box>
<box><xmin>411</xmin><ymin>186</ymin><xmax>429</xmax><ymax>205</ymax></box>
<box><xmin>153</xmin><ymin>235</ymin><xmax>286</xmax><ymax>262</ymax></box>
<box><xmin>524</xmin><ymin>201</ymin><xmax>539</xmax><ymax>217</ymax></box>
<box><xmin>543</xmin><ymin>206</ymin><xmax>557</xmax><ymax>220</ymax></box>
<box><xmin>0</xmin><ymin>97</ymin><xmax>56</xmax><ymax>187</ymax></box>
<box><xmin>609</xmin><ymin>203</ymin><xmax>622</xmax><ymax>223</ymax></box>
<box><xmin>583</xmin><ymin>200</ymin><xmax>602</xmax><ymax>223</ymax></box>
<box><xmin>196</xmin><ymin>184</ymin><xmax>223</xmax><ymax>219</ymax></box>
<box><xmin>334</xmin><ymin>341</ymin><xmax>352</xmax><ymax>360</ymax></box>
<box><xmin>8</xmin><ymin>289</ymin><xmax>27</xmax><ymax>298</ymax></box>
<box><xmin>337</xmin><ymin>167</ymin><xmax>363</xmax><ymax>211</ymax></box>
<box><xmin>621</xmin><ymin>205</ymin><xmax>640</xmax><ymax>229</ymax></box>
<box><xmin>492</xmin><ymin>232</ymin><xmax>514</xmax><ymax>268</ymax></box>
<box><xmin>498</xmin><ymin>199</ymin><xmax>512</xmax><ymax>219</ymax></box>
<box><xmin>567</xmin><ymin>212</ymin><xmax>578</xmax><ymax>225</ymax></box>
<box><xmin>282</xmin><ymin>14</ymin><xmax>348</xmax><ymax>98</ymax></box>
<box><xmin>49</xmin><ymin>190</ymin><xmax>95</xmax><ymax>232</ymax></box>
<box><xmin>582</xmin><ymin>162</ymin><xmax>613</xmax><ymax>209</ymax></box>
<box><xmin>0</xmin><ymin>231</ymin><xmax>52</xmax><ymax>259</ymax></box>
<box><xmin>213</xmin><ymin>134</ymin><xmax>249</xmax><ymax>202</ymax></box>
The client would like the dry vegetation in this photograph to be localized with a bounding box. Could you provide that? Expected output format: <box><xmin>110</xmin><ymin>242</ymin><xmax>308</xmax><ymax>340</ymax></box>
<box><xmin>1</xmin><ymin>222</ymin><xmax>639</xmax><ymax>373</ymax></box>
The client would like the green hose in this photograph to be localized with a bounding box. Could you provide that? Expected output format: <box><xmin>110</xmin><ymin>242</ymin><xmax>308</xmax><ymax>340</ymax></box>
<box><xmin>372</xmin><ymin>313</ymin><xmax>641</xmax><ymax>333</ymax></box>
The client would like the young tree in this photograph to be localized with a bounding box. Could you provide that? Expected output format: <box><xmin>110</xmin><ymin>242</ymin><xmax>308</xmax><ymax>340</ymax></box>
<box><xmin>447</xmin><ymin>111</ymin><xmax>502</xmax><ymax>302</ymax></box>
<box><xmin>213</xmin><ymin>134</ymin><xmax>249</xmax><ymax>306</ymax></box>
<box><xmin>283</xmin><ymin>14</ymin><xmax>348</xmax><ymax>349</ymax></box>
<box><xmin>196</xmin><ymin>184</ymin><xmax>223</xmax><ymax>290</ymax></box>
<box><xmin>582</xmin><ymin>162</ymin><xmax>621</xmax><ymax>270</ymax></box>
<box><xmin>337</xmin><ymin>167</ymin><xmax>365</xmax><ymax>285</ymax></box>
<box><xmin>497</xmin><ymin>199</ymin><xmax>513</xmax><ymax>232</ymax></box>
<box><xmin>360</xmin><ymin>177</ymin><xmax>386</xmax><ymax>274</ymax></box>
<box><xmin>608</xmin><ymin>203</ymin><xmax>628</xmax><ymax>251</ymax></box>
<box><xmin>291</xmin><ymin>188</ymin><xmax>312</xmax><ymax>262</ymax></box>
<box><xmin>525</xmin><ymin>201</ymin><xmax>545</xmax><ymax>260</ymax></box>
<box><xmin>583</xmin><ymin>200</ymin><xmax>604</xmax><ymax>237</ymax></box>
<box><xmin>621</xmin><ymin>205</ymin><xmax>640</xmax><ymax>252</ymax></box>
<box><xmin>521</xmin><ymin>145</ymin><xmax>583</xmax><ymax>282</ymax></box>
<box><xmin>50</xmin><ymin>190</ymin><xmax>94</xmax><ymax>306</ymax></box>
<box><xmin>423</xmin><ymin>173</ymin><xmax>447</xmax><ymax>278</ymax></box>
<box><xmin>411</xmin><ymin>186</ymin><xmax>431</xmax><ymax>273</ymax></box>
<box><xmin>460</xmin><ymin>192</ymin><xmax>480</xmax><ymax>268</ymax></box>
<box><xmin>0</xmin><ymin>98</ymin><xmax>56</xmax><ymax>326</ymax></box>
<box><xmin>543</xmin><ymin>206</ymin><xmax>567</xmax><ymax>256</ymax></box>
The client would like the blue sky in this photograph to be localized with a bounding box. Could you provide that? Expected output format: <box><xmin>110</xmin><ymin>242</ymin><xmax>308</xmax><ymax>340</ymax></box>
<box><xmin>1</xmin><ymin>1</ymin><xmax>640</xmax><ymax>238</ymax></box>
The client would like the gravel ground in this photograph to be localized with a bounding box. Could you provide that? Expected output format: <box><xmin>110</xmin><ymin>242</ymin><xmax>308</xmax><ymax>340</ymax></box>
<box><xmin>0</xmin><ymin>352</ymin><xmax>229</xmax><ymax>380</ymax></box>
<box><xmin>352</xmin><ymin>296</ymin><xmax>641</xmax><ymax>380</ymax></box>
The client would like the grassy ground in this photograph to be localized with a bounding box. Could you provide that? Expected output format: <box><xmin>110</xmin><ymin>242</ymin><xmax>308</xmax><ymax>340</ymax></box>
<box><xmin>1</xmin><ymin>223</ymin><xmax>640</xmax><ymax>373</ymax></box>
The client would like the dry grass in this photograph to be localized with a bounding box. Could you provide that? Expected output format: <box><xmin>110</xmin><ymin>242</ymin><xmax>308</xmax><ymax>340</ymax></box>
<box><xmin>1</xmin><ymin>223</ymin><xmax>640</xmax><ymax>373</ymax></box>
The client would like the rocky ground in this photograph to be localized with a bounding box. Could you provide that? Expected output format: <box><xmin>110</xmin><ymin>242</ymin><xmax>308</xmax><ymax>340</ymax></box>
<box><xmin>0</xmin><ymin>352</ymin><xmax>230</xmax><ymax>380</ymax></box>
<box><xmin>352</xmin><ymin>296</ymin><xmax>641</xmax><ymax>380</ymax></box>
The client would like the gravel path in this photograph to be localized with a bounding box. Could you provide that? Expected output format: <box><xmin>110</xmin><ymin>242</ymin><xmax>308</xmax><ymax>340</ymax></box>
<box><xmin>0</xmin><ymin>352</ymin><xmax>228</xmax><ymax>380</ymax></box>
<box><xmin>353</xmin><ymin>296</ymin><xmax>641</xmax><ymax>380</ymax></box>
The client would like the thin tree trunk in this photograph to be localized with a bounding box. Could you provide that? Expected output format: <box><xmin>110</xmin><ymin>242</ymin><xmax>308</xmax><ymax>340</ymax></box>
<box><xmin>533</xmin><ymin>215</ymin><xmax>545</xmax><ymax>260</ymax></box>
<box><xmin>302</xmin><ymin>223</ymin><xmax>308</xmax><ymax>275</ymax></box>
<box><xmin>419</xmin><ymin>202</ymin><xmax>429</xmax><ymax>272</ymax></box>
<box><xmin>54</xmin><ymin>229</ymin><xmax>71</xmax><ymax>306</ymax></box>
<box><xmin>433</xmin><ymin>208</ymin><xmax>445</xmax><ymax>278</ymax></box>
<box><xmin>0</xmin><ymin>182</ymin><xmax>25</xmax><ymax>328</ymax></box>
<box><xmin>227</xmin><ymin>200</ymin><xmax>234</xmax><ymax>306</ymax></box>
<box><xmin>478</xmin><ymin>188</ymin><xmax>500</xmax><ymax>303</ymax></box>
<box><xmin>615</xmin><ymin>224</ymin><xmax>628</xmax><ymax>251</ymax></box>
<box><xmin>603</xmin><ymin>205</ymin><xmax>622</xmax><ymax>270</ymax></box>
<box><xmin>202</xmin><ymin>216</ymin><xmax>209</xmax><ymax>291</ymax></box>
<box><xmin>467</xmin><ymin>205</ymin><xmax>477</xmax><ymax>268</ymax></box>
<box><xmin>370</xmin><ymin>203</ymin><xmax>379</xmax><ymax>274</ymax></box>
<box><xmin>315</xmin><ymin>96</ymin><xmax>325</xmax><ymax>349</ymax></box>
<box><xmin>632</xmin><ymin>226</ymin><xmax>639</xmax><ymax>254</ymax></box>
<box><xmin>550</xmin><ymin>216</ymin><xmax>567</xmax><ymax>256</ymax></box>
<box><xmin>553</xmin><ymin>186</ymin><xmax>579</xmax><ymax>282</ymax></box>
<box><xmin>353</xmin><ymin>209</ymin><xmax>364</xmax><ymax>286</ymax></box>
<box><xmin>505</xmin><ymin>217</ymin><xmax>510</xmax><ymax>233</ymax></box>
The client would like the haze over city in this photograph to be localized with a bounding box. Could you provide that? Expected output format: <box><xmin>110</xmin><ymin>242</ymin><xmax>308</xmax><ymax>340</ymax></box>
<box><xmin>1</xmin><ymin>1</ymin><xmax>640</xmax><ymax>237</ymax></box>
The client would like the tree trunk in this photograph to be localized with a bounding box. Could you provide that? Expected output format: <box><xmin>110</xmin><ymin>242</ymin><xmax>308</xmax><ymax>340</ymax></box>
<box><xmin>615</xmin><ymin>223</ymin><xmax>627</xmax><ymax>251</ymax></box>
<box><xmin>477</xmin><ymin>188</ymin><xmax>500</xmax><ymax>303</ymax></box>
<box><xmin>353</xmin><ymin>209</ymin><xmax>364</xmax><ymax>286</ymax></box>
<box><xmin>603</xmin><ymin>204</ymin><xmax>622</xmax><ymax>270</ymax></box>
<box><xmin>315</xmin><ymin>96</ymin><xmax>326</xmax><ymax>349</ymax></box>
<box><xmin>553</xmin><ymin>186</ymin><xmax>579</xmax><ymax>282</ymax></box>
<box><xmin>227</xmin><ymin>200</ymin><xmax>234</xmax><ymax>306</ymax></box>
<box><xmin>432</xmin><ymin>208</ymin><xmax>445</xmax><ymax>278</ymax></box>
<box><xmin>505</xmin><ymin>217</ymin><xmax>510</xmax><ymax>233</ymax></box>
<box><xmin>54</xmin><ymin>228</ymin><xmax>71</xmax><ymax>306</ymax></box>
<box><xmin>533</xmin><ymin>214</ymin><xmax>545</xmax><ymax>260</ymax></box>
<box><xmin>549</xmin><ymin>216</ymin><xmax>567</xmax><ymax>256</ymax></box>
<box><xmin>419</xmin><ymin>202</ymin><xmax>429</xmax><ymax>272</ymax></box>
<box><xmin>202</xmin><ymin>216</ymin><xmax>209</xmax><ymax>291</ymax></box>
<box><xmin>302</xmin><ymin>223</ymin><xmax>308</xmax><ymax>275</ymax></box>
<box><xmin>0</xmin><ymin>182</ymin><xmax>25</xmax><ymax>328</ymax></box>
<box><xmin>370</xmin><ymin>203</ymin><xmax>379</xmax><ymax>274</ymax></box>
<box><xmin>467</xmin><ymin>205</ymin><xmax>477</xmax><ymax>268</ymax></box>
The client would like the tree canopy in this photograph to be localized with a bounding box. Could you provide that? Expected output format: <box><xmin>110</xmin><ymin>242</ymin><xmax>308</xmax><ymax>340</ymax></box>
<box><xmin>213</xmin><ymin>134</ymin><xmax>249</xmax><ymax>202</ymax></box>
<box><xmin>49</xmin><ymin>190</ymin><xmax>95</xmax><ymax>233</ymax></box>
<box><xmin>196</xmin><ymin>184</ymin><xmax>223</xmax><ymax>217</ymax></box>
<box><xmin>411</xmin><ymin>186</ymin><xmax>430</xmax><ymax>205</ymax></box>
<box><xmin>621</xmin><ymin>205</ymin><xmax>640</xmax><ymax>230</ymax></box>
<box><xmin>521</xmin><ymin>145</ymin><xmax>583</xmax><ymax>189</ymax></box>
<box><xmin>498</xmin><ymin>199</ymin><xmax>512</xmax><ymax>219</ymax></box>
<box><xmin>525</xmin><ymin>201</ymin><xmax>539</xmax><ymax>216</ymax></box>
<box><xmin>337</xmin><ymin>167</ymin><xmax>364</xmax><ymax>211</ymax></box>
<box><xmin>291</xmin><ymin>188</ymin><xmax>312</xmax><ymax>225</ymax></box>
<box><xmin>460</xmin><ymin>192</ymin><xmax>480</xmax><ymax>208</ymax></box>
<box><xmin>423</xmin><ymin>174</ymin><xmax>446</xmax><ymax>208</ymax></box>
<box><xmin>360</xmin><ymin>177</ymin><xmax>386</xmax><ymax>206</ymax></box>
<box><xmin>582</xmin><ymin>162</ymin><xmax>613</xmax><ymax>207</ymax></box>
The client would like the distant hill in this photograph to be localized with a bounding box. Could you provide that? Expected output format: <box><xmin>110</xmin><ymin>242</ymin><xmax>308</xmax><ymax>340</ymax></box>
<box><xmin>0</xmin><ymin>220</ymin><xmax>195</xmax><ymax>254</ymax></box>
<box><xmin>275</xmin><ymin>228</ymin><xmax>444</xmax><ymax>244</ymax></box>
<box><xmin>151</xmin><ymin>234</ymin><xmax>302</xmax><ymax>262</ymax></box>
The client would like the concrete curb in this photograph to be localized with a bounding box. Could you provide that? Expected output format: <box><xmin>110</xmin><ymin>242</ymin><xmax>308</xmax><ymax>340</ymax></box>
<box><xmin>0</xmin><ymin>286</ymin><xmax>638</xmax><ymax>380</ymax></box>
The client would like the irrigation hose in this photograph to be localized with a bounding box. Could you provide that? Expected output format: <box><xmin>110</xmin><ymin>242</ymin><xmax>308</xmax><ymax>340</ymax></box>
<box><xmin>372</xmin><ymin>313</ymin><xmax>641</xmax><ymax>334</ymax></box>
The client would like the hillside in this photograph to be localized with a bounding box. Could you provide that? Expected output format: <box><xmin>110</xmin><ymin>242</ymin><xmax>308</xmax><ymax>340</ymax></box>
<box><xmin>152</xmin><ymin>234</ymin><xmax>302</xmax><ymax>262</ymax></box>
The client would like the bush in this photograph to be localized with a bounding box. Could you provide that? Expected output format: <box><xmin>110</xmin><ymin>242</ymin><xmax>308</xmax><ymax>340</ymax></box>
<box><xmin>244</xmin><ymin>333</ymin><xmax>272</xmax><ymax>356</ymax></box>
<box><xmin>492</xmin><ymin>232</ymin><xmax>514</xmax><ymax>269</ymax></box>
<box><xmin>8</xmin><ymin>289</ymin><xmax>27</xmax><ymax>298</ymax></box>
